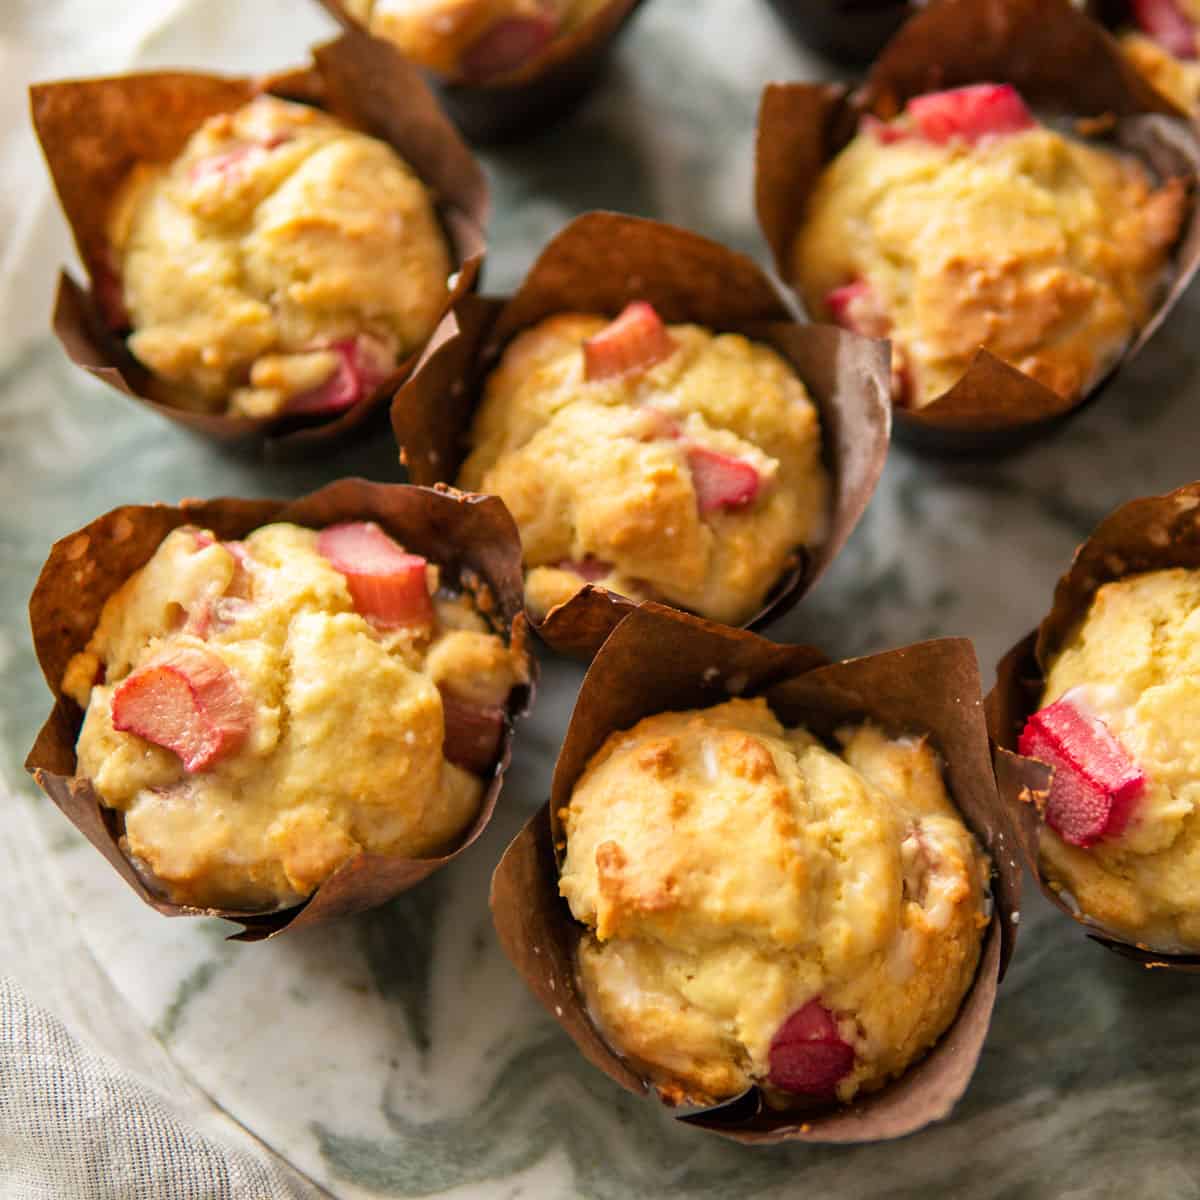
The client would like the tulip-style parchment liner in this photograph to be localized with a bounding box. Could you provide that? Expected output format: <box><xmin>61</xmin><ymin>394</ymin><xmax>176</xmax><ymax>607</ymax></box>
<box><xmin>392</xmin><ymin>211</ymin><xmax>892</xmax><ymax>658</ymax></box>
<box><xmin>755</xmin><ymin>0</ymin><xmax>1200</xmax><ymax>455</ymax></box>
<box><xmin>26</xmin><ymin>479</ymin><xmax>532</xmax><ymax>940</ymax></box>
<box><xmin>316</xmin><ymin>0</ymin><xmax>647</xmax><ymax>143</ymax></box>
<box><xmin>987</xmin><ymin>480</ymin><xmax>1200</xmax><ymax>971</ymax></box>
<box><xmin>31</xmin><ymin>30</ymin><xmax>489</xmax><ymax>449</ymax></box>
<box><xmin>491</xmin><ymin>603</ymin><xmax>1023</xmax><ymax>1142</ymax></box>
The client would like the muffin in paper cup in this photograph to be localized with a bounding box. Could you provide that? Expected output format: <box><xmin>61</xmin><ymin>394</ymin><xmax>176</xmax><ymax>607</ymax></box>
<box><xmin>756</xmin><ymin>0</ymin><xmax>1200</xmax><ymax>456</ymax></box>
<box><xmin>988</xmin><ymin>481</ymin><xmax>1200</xmax><ymax>971</ymax></box>
<box><xmin>1084</xmin><ymin>0</ymin><xmax>1200</xmax><ymax>114</ymax></box>
<box><xmin>316</xmin><ymin>0</ymin><xmax>647</xmax><ymax>143</ymax></box>
<box><xmin>764</xmin><ymin>0</ymin><xmax>914</xmax><ymax>64</ymax></box>
<box><xmin>392</xmin><ymin>211</ymin><xmax>892</xmax><ymax>659</ymax></box>
<box><xmin>26</xmin><ymin>479</ymin><xmax>533</xmax><ymax>940</ymax></box>
<box><xmin>31</xmin><ymin>30</ymin><xmax>488</xmax><ymax>451</ymax></box>
<box><xmin>490</xmin><ymin>603</ymin><xmax>1021</xmax><ymax>1142</ymax></box>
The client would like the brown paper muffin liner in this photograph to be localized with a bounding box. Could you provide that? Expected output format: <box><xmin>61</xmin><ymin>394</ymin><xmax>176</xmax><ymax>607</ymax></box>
<box><xmin>491</xmin><ymin>603</ymin><xmax>1022</xmax><ymax>1142</ymax></box>
<box><xmin>987</xmin><ymin>480</ymin><xmax>1200</xmax><ymax>971</ymax></box>
<box><xmin>317</xmin><ymin>0</ymin><xmax>646</xmax><ymax>142</ymax></box>
<box><xmin>25</xmin><ymin>478</ymin><xmax>533</xmax><ymax>940</ymax></box>
<box><xmin>755</xmin><ymin>0</ymin><xmax>1200</xmax><ymax>456</ymax></box>
<box><xmin>391</xmin><ymin>211</ymin><xmax>892</xmax><ymax>659</ymax></box>
<box><xmin>31</xmin><ymin>30</ymin><xmax>489</xmax><ymax>450</ymax></box>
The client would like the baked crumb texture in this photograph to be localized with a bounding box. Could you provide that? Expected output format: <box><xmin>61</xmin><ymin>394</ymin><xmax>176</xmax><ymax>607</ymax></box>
<box><xmin>794</xmin><ymin>112</ymin><xmax>1184</xmax><ymax>409</ymax></box>
<box><xmin>457</xmin><ymin>313</ymin><xmax>830</xmax><ymax>627</ymax></box>
<box><xmin>558</xmin><ymin>698</ymin><xmax>990</xmax><ymax>1108</ymax></box>
<box><xmin>63</xmin><ymin>522</ymin><xmax>526</xmax><ymax>912</ymax></box>
<box><xmin>110</xmin><ymin>96</ymin><xmax>452</xmax><ymax>418</ymax></box>
<box><xmin>1037</xmin><ymin>567</ymin><xmax>1200</xmax><ymax>951</ymax></box>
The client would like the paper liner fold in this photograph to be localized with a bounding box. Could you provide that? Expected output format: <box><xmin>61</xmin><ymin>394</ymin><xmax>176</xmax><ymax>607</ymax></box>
<box><xmin>31</xmin><ymin>30</ymin><xmax>488</xmax><ymax>449</ymax></box>
<box><xmin>392</xmin><ymin>211</ymin><xmax>892</xmax><ymax>659</ymax></box>
<box><xmin>491</xmin><ymin>604</ymin><xmax>1021</xmax><ymax>1142</ymax></box>
<box><xmin>987</xmin><ymin>481</ymin><xmax>1200</xmax><ymax>970</ymax></box>
<box><xmin>755</xmin><ymin>0</ymin><xmax>1200</xmax><ymax>456</ymax></box>
<box><xmin>25</xmin><ymin>479</ymin><xmax>533</xmax><ymax>940</ymax></box>
<box><xmin>316</xmin><ymin>0</ymin><xmax>645</xmax><ymax>142</ymax></box>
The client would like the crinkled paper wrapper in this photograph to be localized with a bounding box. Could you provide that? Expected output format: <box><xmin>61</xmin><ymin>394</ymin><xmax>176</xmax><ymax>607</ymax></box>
<box><xmin>25</xmin><ymin>479</ymin><xmax>533</xmax><ymax>941</ymax></box>
<box><xmin>391</xmin><ymin>210</ymin><xmax>892</xmax><ymax>659</ymax></box>
<box><xmin>31</xmin><ymin>30</ymin><xmax>489</xmax><ymax>451</ymax></box>
<box><xmin>317</xmin><ymin>0</ymin><xmax>646</xmax><ymax>143</ymax></box>
<box><xmin>491</xmin><ymin>603</ymin><xmax>1023</xmax><ymax>1142</ymax></box>
<box><xmin>987</xmin><ymin>480</ymin><xmax>1200</xmax><ymax>971</ymax></box>
<box><xmin>755</xmin><ymin>0</ymin><xmax>1200</xmax><ymax>455</ymax></box>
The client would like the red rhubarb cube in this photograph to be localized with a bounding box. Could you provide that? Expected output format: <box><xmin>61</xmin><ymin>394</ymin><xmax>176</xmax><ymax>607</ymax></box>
<box><xmin>461</xmin><ymin>13</ymin><xmax>559</xmax><ymax>80</ymax></box>
<box><xmin>768</xmin><ymin>1000</ymin><xmax>855</xmax><ymax>1097</ymax></box>
<box><xmin>686</xmin><ymin>446</ymin><xmax>761</xmax><ymax>514</ymax></box>
<box><xmin>317</xmin><ymin>521</ymin><xmax>434</xmax><ymax>630</ymax></box>
<box><xmin>286</xmin><ymin>336</ymin><xmax>394</xmax><ymax>418</ymax></box>
<box><xmin>1018</xmin><ymin>694</ymin><xmax>1146</xmax><ymax>847</ymax></box>
<box><xmin>907</xmin><ymin>84</ymin><xmax>1035</xmax><ymax>145</ymax></box>
<box><xmin>583</xmin><ymin>302</ymin><xmax>678</xmax><ymax>381</ymax></box>
<box><xmin>1133</xmin><ymin>0</ymin><xmax>1198</xmax><ymax>58</ymax></box>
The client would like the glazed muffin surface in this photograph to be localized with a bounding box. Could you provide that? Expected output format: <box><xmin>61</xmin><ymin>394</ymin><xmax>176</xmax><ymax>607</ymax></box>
<box><xmin>111</xmin><ymin>95</ymin><xmax>452</xmax><ymax>418</ymax></box>
<box><xmin>1035</xmin><ymin>567</ymin><xmax>1200</xmax><ymax>950</ymax></box>
<box><xmin>558</xmin><ymin>697</ymin><xmax>990</xmax><ymax>1107</ymax></box>
<box><xmin>456</xmin><ymin>311</ymin><xmax>830</xmax><ymax>627</ymax></box>
<box><xmin>794</xmin><ymin>90</ymin><xmax>1184</xmax><ymax>408</ymax></box>
<box><xmin>63</xmin><ymin>521</ymin><xmax>526</xmax><ymax>912</ymax></box>
<box><xmin>344</xmin><ymin>0</ymin><xmax>609</xmax><ymax>80</ymax></box>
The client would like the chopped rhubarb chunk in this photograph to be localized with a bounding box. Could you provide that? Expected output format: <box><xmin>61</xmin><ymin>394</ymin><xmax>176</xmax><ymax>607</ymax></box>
<box><xmin>768</xmin><ymin>1000</ymin><xmax>855</xmax><ymax>1097</ymax></box>
<box><xmin>555</xmin><ymin>556</ymin><xmax>613</xmax><ymax>582</ymax></box>
<box><xmin>286</xmin><ymin>336</ymin><xmax>394</xmax><ymax>417</ymax></box>
<box><xmin>111</xmin><ymin>646</ymin><xmax>251</xmax><ymax>773</ymax></box>
<box><xmin>906</xmin><ymin>84</ymin><xmax>1035</xmax><ymax>145</ymax></box>
<box><xmin>439</xmin><ymin>688</ymin><xmax>506</xmax><ymax>775</ymax></box>
<box><xmin>1133</xmin><ymin>0</ymin><xmax>1198</xmax><ymax>58</ymax></box>
<box><xmin>317</xmin><ymin>521</ymin><xmax>434</xmax><ymax>630</ymax></box>
<box><xmin>686</xmin><ymin>446</ymin><xmax>761</xmax><ymax>514</ymax></box>
<box><xmin>583</xmin><ymin>302</ymin><xmax>678</xmax><ymax>381</ymax></box>
<box><xmin>860</xmin><ymin>114</ymin><xmax>909</xmax><ymax>145</ymax></box>
<box><xmin>825</xmin><ymin>279</ymin><xmax>891</xmax><ymax>339</ymax></box>
<box><xmin>1018</xmin><ymin>695</ymin><xmax>1146</xmax><ymax>847</ymax></box>
<box><xmin>461</xmin><ymin>13</ymin><xmax>559</xmax><ymax>81</ymax></box>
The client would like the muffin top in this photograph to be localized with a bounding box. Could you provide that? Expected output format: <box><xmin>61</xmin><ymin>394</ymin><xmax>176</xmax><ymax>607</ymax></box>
<box><xmin>1118</xmin><ymin>0</ymin><xmax>1200</xmax><ymax>112</ymax></box>
<box><xmin>63</xmin><ymin>521</ymin><xmax>528</xmax><ymax>912</ymax></box>
<box><xmin>109</xmin><ymin>95</ymin><xmax>452</xmax><ymax>418</ymax></box>
<box><xmin>1027</xmin><ymin>567</ymin><xmax>1200</xmax><ymax>951</ymax></box>
<box><xmin>793</xmin><ymin>84</ymin><xmax>1184</xmax><ymax>408</ymax></box>
<box><xmin>558</xmin><ymin>698</ymin><xmax>990</xmax><ymax>1107</ymax></box>
<box><xmin>345</xmin><ymin>0</ymin><xmax>609</xmax><ymax>81</ymax></box>
<box><xmin>456</xmin><ymin>305</ymin><xmax>829</xmax><ymax>627</ymax></box>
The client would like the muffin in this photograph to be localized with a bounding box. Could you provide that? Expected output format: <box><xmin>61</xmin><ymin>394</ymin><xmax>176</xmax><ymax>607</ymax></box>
<box><xmin>456</xmin><ymin>303</ymin><xmax>830</xmax><ymax>628</ymax></box>
<box><xmin>107</xmin><ymin>94</ymin><xmax>452</xmax><ymax>419</ymax></box>
<box><xmin>492</xmin><ymin>607</ymin><xmax>1017</xmax><ymax>1141</ymax></box>
<box><xmin>793</xmin><ymin>83</ymin><xmax>1185</xmax><ymax>409</ymax></box>
<box><xmin>1108</xmin><ymin>0</ymin><xmax>1200</xmax><ymax>112</ymax></box>
<box><xmin>28</xmin><ymin>482</ymin><xmax>530</xmax><ymax>934</ymax></box>
<box><xmin>340</xmin><ymin>0</ymin><xmax>610</xmax><ymax>82</ymax></box>
<box><xmin>32</xmin><ymin>35</ymin><xmax>487</xmax><ymax>442</ymax></box>
<box><xmin>1015</xmin><ymin>567</ymin><xmax>1200</xmax><ymax>951</ymax></box>
<box><xmin>559</xmin><ymin>698</ymin><xmax>991</xmax><ymax>1108</ymax></box>
<box><xmin>393</xmin><ymin>213</ymin><xmax>891</xmax><ymax>659</ymax></box>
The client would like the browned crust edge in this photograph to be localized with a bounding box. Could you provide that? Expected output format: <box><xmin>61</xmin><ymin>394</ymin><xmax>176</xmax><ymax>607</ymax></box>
<box><xmin>25</xmin><ymin>478</ymin><xmax>534</xmax><ymax>940</ymax></box>
<box><xmin>491</xmin><ymin>603</ymin><xmax>1022</xmax><ymax>1142</ymax></box>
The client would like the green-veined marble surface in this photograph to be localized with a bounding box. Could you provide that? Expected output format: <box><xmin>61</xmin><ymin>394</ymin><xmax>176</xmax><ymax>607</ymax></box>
<box><xmin>3</xmin><ymin>1</ymin><xmax>1200</xmax><ymax>1196</ymax></box>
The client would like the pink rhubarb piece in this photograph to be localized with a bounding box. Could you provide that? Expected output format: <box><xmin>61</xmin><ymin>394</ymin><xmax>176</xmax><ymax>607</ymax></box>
<box><xmin>906</xmin><ymin>84</ymin><xmax>1035</xmax><ymax>144</ymax></box>
<box><xmin>768</xmin><ymin>1000</ymin><xmax>855</xmax><ymax>1097</ymax></box>
<box><xmin>583</xmin><ymin>302</ymin><xmax>679</xmax><ymax>381</ymax></box>
<box><xmin>686</xmin><ymin>446</ymin><xmax>761</xmax><ymax>514</ymax></box>
<box><xmin>317</xmin><ymin>522</ymin><xmax>434</xmax><ymax>630</ymax></box>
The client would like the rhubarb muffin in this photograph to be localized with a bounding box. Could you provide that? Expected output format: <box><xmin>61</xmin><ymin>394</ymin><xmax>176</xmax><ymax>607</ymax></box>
<box><xmin>341</xmin><ymin>0</ymin><xmax>610</xmax><ymax>82</ymax></box>
<box><xmin>558</xmin><ymin>697</ymin><xmax>991</xmax><ymax>1107</ymax></box>
<box><xmin>794</xmin><ymin>83</ymin><xmax>1185</xmax><ymax>408</ymax></box>
<box><xmin>60</xmin><ymin>519</ymin><xmax>528</xmax><ymax>911</ymax></box>
<box><xmin>1113</xmin><ymin>0</ymin><xmax>1200</xmax><ymax>113</ymax></box>
<box><xmin>108</xmin><ymin>94</ymin><xmax>453</xmax><ymax>419</ymax></box>
<box><xmin>455</xmin><ymin>303</ymin><xmax>830</xmax><ymax>627</ymax></box>
<box><xmin>1019</xmin><ymin>567</ymin><xmax>1200</xmax><ymax>951</ymax></box>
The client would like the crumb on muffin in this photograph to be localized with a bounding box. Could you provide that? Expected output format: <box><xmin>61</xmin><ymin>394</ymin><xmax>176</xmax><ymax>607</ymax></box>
<box><xmin>63</xmin><ymin>520</ymin><xmax>528</xmax><ymax>911</ymax></box>
<box><xmin>558</xmin><ymin>697</ymin><xmax>990</xmax><ymax>1107</ymax></box>
<box><xmin>456</xmin><ymin>304</ymin><xmax>830</xmax><ymax>628</ymax></box>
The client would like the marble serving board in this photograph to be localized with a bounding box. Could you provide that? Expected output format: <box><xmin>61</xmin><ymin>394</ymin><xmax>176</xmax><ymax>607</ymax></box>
<box><xmin>4</xmin><ymin>1</ymin><xmax>1200</xmax><ymax>1196</ymax></box>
